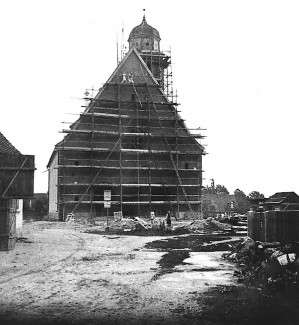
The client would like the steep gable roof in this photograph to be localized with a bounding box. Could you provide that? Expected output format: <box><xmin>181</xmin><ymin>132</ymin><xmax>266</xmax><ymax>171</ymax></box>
<box><xmin>53</xmin><ymin>46</ymin><xmax>205</xmax><ymax>156</ymax></box>
<box><xmin>106</xmin><ymin>47</ymin><xmax>158</xmax><ymax>86</ymax></box>
<box><xmin>0</xmin><ymin>132</ymin><xmax>21</xmax><ymax>155</ymax></box>
<box><xmin>52</xmin><ymin>48</ymin><xmax>164</xmax><ymax>152</ymax></box>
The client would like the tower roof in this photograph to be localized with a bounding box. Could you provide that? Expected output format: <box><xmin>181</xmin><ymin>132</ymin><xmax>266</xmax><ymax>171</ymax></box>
<box><xmin>128</xmin><ymin>15</ymin><xmax>160</xmax><ymax>41</ymax></box>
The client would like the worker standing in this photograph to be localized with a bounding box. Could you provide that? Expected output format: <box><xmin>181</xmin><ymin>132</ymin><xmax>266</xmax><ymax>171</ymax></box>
<box><xmin>150</xmin><ymin>211</ymin><xmax>155</xmax><ymax>225</ymax></box>
<box><xmin>165</xmin><ymin>210</ymin><xmax>172</xmax><ymax>228</ymax></box>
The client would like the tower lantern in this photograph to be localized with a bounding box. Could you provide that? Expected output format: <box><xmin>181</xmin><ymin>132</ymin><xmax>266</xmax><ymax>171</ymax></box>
<box><xmin>128</xmin><ymin>12</ymin><xmax>170</xmax><ymax>87</ymax></box>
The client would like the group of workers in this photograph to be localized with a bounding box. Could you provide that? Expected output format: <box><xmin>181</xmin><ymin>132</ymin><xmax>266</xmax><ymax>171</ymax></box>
<box><xmin>150</xmin><ymin>210</ymin><xmax>177</xmax><ymax>228</ymax></box>
<box><xmin>121</xmin><ymin>72</ymin><xmax>134</xmax><ymax>83</ymax></box>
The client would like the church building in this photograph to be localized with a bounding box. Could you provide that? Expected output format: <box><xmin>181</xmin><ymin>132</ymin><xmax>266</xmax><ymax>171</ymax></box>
<box><xmin>47</xmin><ymin>15</ymin><xmax>205</xmax><ymax>220</ymax></box>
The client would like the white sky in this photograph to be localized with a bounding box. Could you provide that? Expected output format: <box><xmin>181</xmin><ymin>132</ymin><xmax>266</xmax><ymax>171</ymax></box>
<box><xmin>0</xmin><ymin>0</ymin><xmax>298</xmax><ymax>197</ymax></box>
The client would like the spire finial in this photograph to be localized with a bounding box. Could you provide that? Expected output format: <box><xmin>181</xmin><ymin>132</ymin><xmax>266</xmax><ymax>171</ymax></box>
<box><xmin>143</xmin><ymin>9</ymin><xmax>145</xmax><ymax>20</ymax></box>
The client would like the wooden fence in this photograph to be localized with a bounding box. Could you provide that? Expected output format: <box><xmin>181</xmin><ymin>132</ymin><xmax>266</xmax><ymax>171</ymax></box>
<box><xmin>247</xmin><ymin>210</ymin><xmax>299</xmax><ymax>242</ymax></box>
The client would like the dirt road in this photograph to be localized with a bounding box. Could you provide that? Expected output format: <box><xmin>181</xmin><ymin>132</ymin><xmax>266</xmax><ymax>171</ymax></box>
<box><xmin>0</xmin><ymin>221</ymin><xmax>238</xmax><ymax>324</ymax></box>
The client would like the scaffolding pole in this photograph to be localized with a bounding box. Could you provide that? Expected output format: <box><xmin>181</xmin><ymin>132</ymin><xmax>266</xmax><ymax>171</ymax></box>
<box><xmin>118</xmin><ymin>75</ymin><xmax>123</xmax><ymax>213</ymax></box>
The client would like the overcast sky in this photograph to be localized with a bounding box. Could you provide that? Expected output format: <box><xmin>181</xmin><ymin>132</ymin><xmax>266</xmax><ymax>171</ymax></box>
<box><xmin>0</xmin><ymin>0</ymin><xmax>298</xmax><ymax>197</ymax></box>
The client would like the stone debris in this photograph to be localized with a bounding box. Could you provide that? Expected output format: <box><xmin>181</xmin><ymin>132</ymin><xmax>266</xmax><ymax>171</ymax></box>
<box><xmin>85</xmin><ymin>216</ymin><xmax>233</xmax><ymax>235</ymax></box>
<box><xmin>182</xmin><ymin>218</ymin><xmax>232</xmax><ymax>234</ymax></box>
<box><xmin>224</xmin><ymin>236</ymin><xmax>299</xmax><ymax>294</ymax></box>
<box><xmin>85</xmin><ymin>217</ymin><xmax>153</xmax><ymax>233</ymax></box>
<box><xmin>29</xmin><ymin>216</ymin><xmax>233</xmax><ymax>235</ymax></box>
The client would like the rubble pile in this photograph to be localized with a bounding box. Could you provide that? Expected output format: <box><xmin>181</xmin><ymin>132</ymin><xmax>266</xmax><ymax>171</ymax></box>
<box><xmin>186</xmin><ymin>218</ymin><xmax>232</xmax><ymax>234</ymax></box>
<box><xmin>85</xmin><ymin>217</ymin><xmax>232</xmax><ymax>235</ymax></box>
<box><xmin>85</xmin><ymin>217</ymin><xmax>155</xmax><ymax>234</ymax></box>
<box><xmin>224</xmin><ymin>237</ymin><xmax>299</xmax><ymax>294</ymax></box>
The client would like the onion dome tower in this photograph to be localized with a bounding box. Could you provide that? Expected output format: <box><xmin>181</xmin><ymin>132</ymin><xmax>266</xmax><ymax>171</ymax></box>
<box><xmin>128</xmin><ymin>11</ymin><xmax>170</xmax><ymax>87</ymax></box>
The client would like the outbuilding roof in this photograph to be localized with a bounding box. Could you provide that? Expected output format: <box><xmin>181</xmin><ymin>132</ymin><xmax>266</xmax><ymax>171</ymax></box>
<box><xmin>266</xmin><ymin>192</ymin><xmax>299</xmax><ymax>204</ymax></box>
<box><xmin>0</xmin><ymin>132</ymin><xmax>21</xmax><ymax>155</ymax></box>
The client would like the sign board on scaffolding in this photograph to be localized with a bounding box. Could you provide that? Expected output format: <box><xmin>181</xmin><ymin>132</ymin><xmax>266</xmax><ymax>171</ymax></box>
<box><xmin>104</xmin><ymin>201</ymin><xmax>111</xmax><ymax>208</ymax></box>
<box><xmin>104</xmin><ymin>190</ymin><xmax>111</xmax><ymax>201</ymax></box>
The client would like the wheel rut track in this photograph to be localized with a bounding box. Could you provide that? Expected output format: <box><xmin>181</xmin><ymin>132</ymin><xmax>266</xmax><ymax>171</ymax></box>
<box><xmin>0</xmin><ymin>232</ymin><xmax>86</xmax><ymax>285</ymax></box>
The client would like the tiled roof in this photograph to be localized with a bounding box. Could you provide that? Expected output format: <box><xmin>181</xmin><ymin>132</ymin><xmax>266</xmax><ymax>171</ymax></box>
<box><xmin>0</xmin><ymin>132</ymin><xmax>21</xmax><ymax>155</ymax></box>
<box><xmin>266</xmin><ymin>192</ymin><xmax>299</xmax><ymax>204</ymax></box>
<box><xmin>271</xmin><ymin>192</ymin><xmax>296</xmax><ymax>198</ymax></box>
<box><xmin>266</xmin><ymin>197</ymin><xmax>286</xmax><ymax>204</ymax></box>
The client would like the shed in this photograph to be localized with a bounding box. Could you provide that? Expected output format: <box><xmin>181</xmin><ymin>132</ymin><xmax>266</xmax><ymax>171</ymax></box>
<box><xmin>264</xmin><ymin>192</ymin><xmax>299</xmax><ymax>211</ymax></box>
<box><xmin>0</xmin><ymin>132</ymin><xmax>35</xmax><ymax>250</ymax></box>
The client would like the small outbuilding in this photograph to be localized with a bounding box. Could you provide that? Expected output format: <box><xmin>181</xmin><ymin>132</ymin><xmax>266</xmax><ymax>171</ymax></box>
<box><xmin>264</xmin><ymin>192</ymin><xmax>299</xmax><ymax>211</ymax></box>
<box><xmin>248</xmin><ymin>191</ymin><xmax>299</xmax><ymax>242</ymax></box>
<box><xmin>0</xmin><ymin>132</ymin><xmax>35</xmax><ymax>250</ymax></box>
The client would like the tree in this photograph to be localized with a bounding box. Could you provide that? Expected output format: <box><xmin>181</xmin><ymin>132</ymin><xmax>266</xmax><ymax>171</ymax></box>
<box><xmin>248</xmin><ymin>191</ymin><xmax>265</xmax><ymax>199</ymax></box>
<box><xmin>215</xmin><ymin>184</ymin><xmax>229</xmax><ymax>194</ymax></box>
<box><xmin>201</xmin><ymin>199</ymin><xmax>216</xmax><ymax>218</ymax></box>
<box><xmin>202</xmin><ymin>182</ymin><xmax>229</xmax><ymax>195</ymax></box>
<box><xmin>233</xmin><ymin>188</ymin><xmax>250</xmax><ymax>214</ymax></box>
<box><xmin>202</xmin><ymin>186</ymin><xmax>214</xmax><ymax>194</ymax></box>
<box><xmin>234</xmin><ymin>189</ymin><xmax>246</xmax><ymax>198</ymax></box>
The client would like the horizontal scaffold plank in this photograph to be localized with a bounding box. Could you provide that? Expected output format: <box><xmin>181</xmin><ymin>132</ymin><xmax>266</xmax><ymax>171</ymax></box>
<box><xmin>66</xmin><ymin>124</ymin><xmax>204</xmax><ymax>132</ymax></box>
<box><xmin>84</xmin><ymin>106</ymin><xmax>181</xmax><ymax>113</ymax></box>
<box><xmin>56</xmin><ymin>146</ymin><xmax>201</xmax><ymax>155</ymax></box>
<box><xmin>64</xmin><ymin>194</ymin><xmax>201</xmax><ymax>198</ymax></box>
<box><xmin>64</xmin><ymin>200</ymin><xmax>201</xmax><ymax>205</ymax></box>
<box><xmin>65</xmin><ymin>191</ymin><xmax>200</xmax><ymax>197</ymax></box>
<box><xmin>86</xmin><ymin>99</ymin><xmax>179</xmax><ymax>106</ymax></box>
<box><xmin>82</xmin><ymin>112</ymin><xmax>184</xmax><ymax>121</ymax></box>
<box><xmin>56</xmin><ymin>165</ymin><xmax>202</xmax><ymax>171</ymax></box>
<box><xmin>82</xmin><ymin>112</ymin><xmax>129</xmax><ymax>118</ymax></box>
<box><xmin>61</xmin><ymin>183</ymin><xmax>200</xmax><ymax>187</ymax></box>
<box><xmin>61</xmin><ymin>129</ymin><xmax>204</xmax><ymax>138</ymax></box>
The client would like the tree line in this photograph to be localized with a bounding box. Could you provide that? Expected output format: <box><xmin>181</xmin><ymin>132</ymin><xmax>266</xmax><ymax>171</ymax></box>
<box><xmin>201</xmin><ymin>179</ymin><xmax>265</xmax><ymax>216</ymax></box>
<box><xmin>202</xmin><ymin>179</ymin><xmax>264</xmax><ymax>199</ymax></box>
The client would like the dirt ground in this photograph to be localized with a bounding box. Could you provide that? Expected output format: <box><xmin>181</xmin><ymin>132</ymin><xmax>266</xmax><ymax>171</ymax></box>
<box><xmin>0</xmin><ymin>220</ymin><xmax>297</xmax><ymax>325</ymax></box>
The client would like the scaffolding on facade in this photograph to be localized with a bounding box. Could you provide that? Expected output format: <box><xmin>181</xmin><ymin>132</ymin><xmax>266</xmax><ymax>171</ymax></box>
<box><xmin>56</xmin><ymin>50</ymin><xmax>205</xmax><ymax>220</ymax></box>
